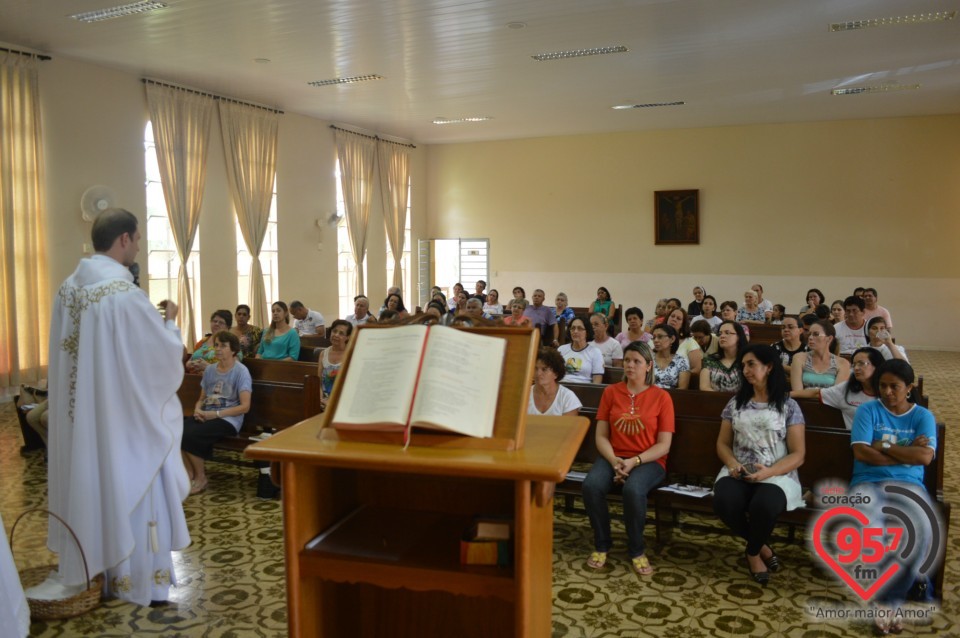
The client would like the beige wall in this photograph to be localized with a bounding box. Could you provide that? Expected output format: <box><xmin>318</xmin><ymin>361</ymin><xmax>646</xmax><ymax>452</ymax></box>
<box><xmin>38</xmin><ymin>56</ymin><xmax>425</xmax><ymax>341</ymax></box>
<box><xmin>424</xmin><ymin>116</ymin><xmax>960</xmax><ymax>349</ymax></box>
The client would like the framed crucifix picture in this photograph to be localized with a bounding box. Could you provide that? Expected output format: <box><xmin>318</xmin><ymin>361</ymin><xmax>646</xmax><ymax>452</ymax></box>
<box><xmin>654</xmin><ymin>189</ymin><xmax>699</xmax><ymax>245</ymax></box>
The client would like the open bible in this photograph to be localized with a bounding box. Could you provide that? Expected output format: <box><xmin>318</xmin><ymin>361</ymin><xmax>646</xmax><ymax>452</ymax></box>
<box><xmin>331</xmin><ymin>324</ymin><xmax>506</xmax><ymax>438</ymax></box>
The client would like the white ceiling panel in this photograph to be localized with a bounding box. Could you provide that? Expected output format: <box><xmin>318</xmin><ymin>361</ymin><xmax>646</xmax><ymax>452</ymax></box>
<box><xmin>0</xmin><ymin>0</ymin><xmax>957</xmax><ymax>143</ymax></box>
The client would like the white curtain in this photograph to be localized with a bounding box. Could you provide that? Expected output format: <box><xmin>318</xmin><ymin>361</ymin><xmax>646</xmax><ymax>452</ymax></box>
<box><xmin>218</xmin><ymin>101</ymin><xmax>278</xmax><ymax>329</ymax></box>
<box><xmin>0</xmin><ymin>53</ymin><xmax>48</xmax><ymax>387</ymax></box>
<box><xmin>145</xmin><ymin>83</ymin><xmax>215</xmax><ymax>342</ymax></box>
<box><xmin>334</xmin><ymin>129</ymin><xmax>376</xmax><ymax>295</ymax></box>
<box><xmin>377</xmin><ymin>141</ymin><xmax>411</xmax><ymax>290</ymax></box>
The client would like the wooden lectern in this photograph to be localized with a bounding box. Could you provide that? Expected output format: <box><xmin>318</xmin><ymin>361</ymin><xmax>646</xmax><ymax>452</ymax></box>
<box><xmin>246</xmin><ymin>326</ymin><xmax>588</xmax><ymax>637</ymax></box>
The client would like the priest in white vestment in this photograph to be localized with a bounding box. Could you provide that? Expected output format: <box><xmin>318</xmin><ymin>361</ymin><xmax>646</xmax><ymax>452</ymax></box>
<box><xmin>47</xmin><ymin>209</ymin><xmax>190</xmax><ymax>606</ymax></box>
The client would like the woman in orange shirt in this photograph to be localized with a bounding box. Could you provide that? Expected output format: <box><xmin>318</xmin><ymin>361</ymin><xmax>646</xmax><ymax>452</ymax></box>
<box><xmin>582</xmin><ymin>341</ymin><xmax>675</xmax><ymax>575</ymax></box>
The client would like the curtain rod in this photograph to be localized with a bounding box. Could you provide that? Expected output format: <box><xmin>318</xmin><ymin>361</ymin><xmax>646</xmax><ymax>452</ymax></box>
<box><xmin>0</xmin><ymin>46</ymin><xmax>51</xmax><ymax>61</ymax></box>
<box><xmin>142</xmin><ymin>78</ymin><xmax>283</xmax><ymax>114</ymax></box>
<box><xmin>330</xmin><ymin>124</ymin><xmax>416</xmax><ymax>149</ymax></box>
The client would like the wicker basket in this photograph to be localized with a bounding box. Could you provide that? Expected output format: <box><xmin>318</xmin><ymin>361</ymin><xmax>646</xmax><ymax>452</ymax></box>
<box><xmin>11</xmin><ymin>509</ymin><xmax>103</xmax><ymax>620</ymax></box>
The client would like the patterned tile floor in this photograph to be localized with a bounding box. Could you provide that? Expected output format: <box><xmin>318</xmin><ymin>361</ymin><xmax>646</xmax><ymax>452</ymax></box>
<box><xmin>1</xmin><ymin>350</ymin><xmax>958</xmax><ymax>636</ymax></box>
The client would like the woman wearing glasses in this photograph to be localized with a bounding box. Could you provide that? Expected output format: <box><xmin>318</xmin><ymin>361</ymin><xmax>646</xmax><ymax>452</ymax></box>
<box><xmin>186</xmin><ymin>309</ymin><xmax>235</xmax><ymax>373</ymax></box>
<box><xmin>700</xmin><ymin>320</ymin><xmax>748</xmax><ymax>393</ymax></box>
<box><xmin>557</xmin><ymin>317</ymin><xmax>604</xmax><ymax>384</ymax></box>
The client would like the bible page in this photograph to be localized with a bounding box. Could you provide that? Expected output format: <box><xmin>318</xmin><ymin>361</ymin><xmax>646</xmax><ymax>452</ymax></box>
<box><xmin>331</xmin><ymin>325</ymin><xmax>428</xmax><ymax>429</ymax></box>
<box><xmin>409</xmin><ymin>327</ymin><xmax>506</xmax><ymax>437</ymax></box>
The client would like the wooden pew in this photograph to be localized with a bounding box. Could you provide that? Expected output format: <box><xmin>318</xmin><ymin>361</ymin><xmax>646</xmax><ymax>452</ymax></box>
<box><xmin>744</xmin><ymin>322</ymin><xmax>781</xmax><ymax>345</ymax></box>
<box><xmin>300</xmin><ymin>335</ymin><xmax>332</xmax><ymax>349</ymax></box>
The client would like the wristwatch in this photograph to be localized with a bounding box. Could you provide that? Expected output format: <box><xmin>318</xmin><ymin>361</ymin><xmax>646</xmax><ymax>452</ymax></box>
<box><xmin>881</xmin><ymin>441</ymin><xmax>891</xmax><ymax>450</ymax></box>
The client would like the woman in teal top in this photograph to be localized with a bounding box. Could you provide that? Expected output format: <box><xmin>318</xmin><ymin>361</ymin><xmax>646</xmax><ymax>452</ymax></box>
<box><xmin>256</xmin><ymin>301</ymin><xmax>301</xmax><ymax>360</ymax></box>
<box><xmin>789</xmin><ymin>320</ymin><xmax>849</xmax><ymax>391</ymax></box>
<box><xmin>590</xmin><ymin>287</ymin><xmax>616</xmax><ymax>325</ymax></box>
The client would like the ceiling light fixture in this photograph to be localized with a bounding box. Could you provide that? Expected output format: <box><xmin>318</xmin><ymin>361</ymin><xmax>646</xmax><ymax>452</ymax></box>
<box><xmin>70</xmin><ymin>0</ymin><xmax>167</xmax><ymax>23</ymax></box>
<box><xmin>432</xmin><ymin>117</ymin><xmax>493</xmax><ymax>125</ymax></box>
<box><xmin>831</xmin><ymin>83</ymin><xmax>921</xmax><ymax>95</ymax></box>
<box><xmin>308</xmin><ymin>74</ymin><xmax>383</xmax><ymax>87</ymax></box>
<box><xmin>532</xmin><ymin>45</ymin><xmax>628</xmax><ymax>61</ymax></box>
<box><xmin>612</xmin><ymin>101</ymin><xmax>685</xmax><ymax>109</ymax></box>
<box><xmin>830</xmin><ymin>11</ymin><xmax>956</xmax><ymax>31</ymax></box>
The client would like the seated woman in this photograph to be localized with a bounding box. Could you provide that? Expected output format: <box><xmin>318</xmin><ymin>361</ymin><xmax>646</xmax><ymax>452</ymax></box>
<box><xmin>317</xmin><ymin>319</ymin><xmax>353</xmax><ymax>406</ymax></box>
<box><xmin>700</xmin><ymin>320</ymin><xmax>748</xmax><ymax>393</ymax></box>
<box><xmin>650</xmin><ymin>324</ymin><xmax>690</xmax><ymax>389</ymax></box>
<box><xmin>849</xmin><ymin>359</ymin><xmax>937</xmax><ymax>635</ymax></box>
<box><xmin>483</xmin><ymin>289</ymin><xmax>504</xmax><ymax>315</ymax></box>
<box><xmin>720</xmin><ymin>300</ymin><xmax>750</xmax><ymax>340</ymax></box>
<box><xmin>830</xmin><ymin>299</ymin><xmax>845</xmax><ymax>325</ymax></box>
<box><xmin>798</xmin><ymin>288</ymin><xmax>826</xmax><ymax>316</ymax></box>
<box><xmin>583</xmin><ymin>342</ymin><xmax>674</xmax><ymax>575</ymax></box>
<box><xmin>231</xmin><ymin>304</ymin><xmax>262</xmax><ymax>359</ymax></box>
<box><xmin>772</xmin><ymin>316</ymin><xmax>806</xmax><ymax>374</ymax></box>
<box><xmin>713</xmin><ymin>344</ymin><xmax>806</xmax><ymax>585</ymax></box>
<box><xmin>182</xmin><ymin>331</ymin><xmax>252</xmax><ymax>495</ymax></box>
<box><xmin>866</xmin><ymin>316</ymin><xmax>908</xmax><ymax>361</ymax></box>
<box><xmin>644</xmin><ymin>298</ymin><xmax>669</xmax><ymax>333</ymax></box>
<box><xmin>687</xmin><ymin>285</ymin><xmax>706</xmax><ymax>317</ymax></box>
<box><xmin>690</xmin><ymin>295</ymin><xmax>721</xmax><ymax>333</ymax></box>
<box><xmin>736</xmin><ymin>290</ymin><xmax>767</xmax><ymax>324</ymax></box>
<box><xmin>453</xmin><ymin>290</ymin><xmax>470</xmax><ymax>316</ymax></box>
<box><xmin>665</xmin><ymin>308</ymin><xmax>703</xmax><ymax>375</ymax></box>
<box><xmin>528</xmin><ymin>347</ymin><xmax>582</xmax><ymax>416</ymax></box>
<box><xmin>589</xmin><ymin>313</ymin><xmax>624</xmax><ymax>366</ymax></box>
<box><xmin>590</xmin><ymin>287</ymin><xmax>616</xmax><ymax>324</ymax></box>
<box><xmin>769</xmin><ymin>304</ymin><xmax>786</xmax><ymax>324</ymax></box>
<box><xmin>690</xmin><ymin>319</ymin><xmax>719</xmax><ymax>357</ymax></box>
<box><xmin>423</xmin><ymin>301</ymin><xmax>448</xmax><ymax>324</ymax></box>
<box><xmin>616</xmin><ymin>307</ymin><xmax>651</xmax><ymax>348</ymax></box>
<box><xmin>448</xmin><ymin>283</ymin><xmax>464</xmax><ymax>312</ymax></box>
<box><xmin>187</xmin><ymin>309</ymin><xmax>235</xmax><ymax>374</ymax></box>
<box><xmin>382</xmin><ymin>293</ymin><xmax>409</xmax><ymax>319</ymax></box>
<box><xmin>557</xmin><ymin>317</ymin><xmax>604</xmax><ymax>384</ymax></box>
<box><xmin>793</xmin><ymin>347</ymin><xmax>882</xmax><ymax>429</ymax></box>
<box><xmin>256</xmin><ymin>301</ymin><xmax>301</xmax><ymax>360</ymax></box>
<box><xmin>790</xmin><ymin>320</ymin><xmax>850</xmax><ymax>391</ymax></box>
<box><xmin>503</xmin><ymin>298</ymin><xmax>533</xmax><ymax>326</ymax></box>
<box><xmin>555</xmin><ymin>292</ymin><xmax>576</xmax><ymax>325</ymax></box>
<box><xmin>512</xmin><ymin>286</ymin><xmax>526</xmax><ymax>302</ymax></box>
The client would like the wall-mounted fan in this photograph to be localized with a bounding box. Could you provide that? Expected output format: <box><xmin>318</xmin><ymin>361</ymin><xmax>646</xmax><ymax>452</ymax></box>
<box><xmin>80</xmin><ymin>185</ymin><xmax>116</xmax><ymax>222</ymax></box>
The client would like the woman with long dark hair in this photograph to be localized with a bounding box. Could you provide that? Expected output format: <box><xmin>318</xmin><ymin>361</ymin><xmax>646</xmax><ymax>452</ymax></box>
<box><xmin>256</xmin><ymin>301</ymin><xmax>300</xmax><ymax>360</ymax></box>
<box><xmin>650</xmin><ymin>324</ymin><xmax>690</xmax><ymax>389</ymax></box>
<box><xmin>713</xmin><ymin>344</ymin><xmax>806</xmax><ymax>585</ymax></box>
<box><xmin>700</xmin><ymin>320</ymin><xmax>748</xmax><ymax>393</ymax></box>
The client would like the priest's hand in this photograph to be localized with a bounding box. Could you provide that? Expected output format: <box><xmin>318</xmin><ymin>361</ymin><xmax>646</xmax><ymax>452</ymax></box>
<box><xmin>158</xmin><ymin>300</ymin><xmax>179</xmax><ymax>322</ymax></box>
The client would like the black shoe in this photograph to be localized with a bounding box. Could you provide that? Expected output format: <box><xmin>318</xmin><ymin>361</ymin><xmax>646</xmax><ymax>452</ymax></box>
<box><xmin>762</xmin><ymin>547</ymin><xmax>781</xmax><ymax>573</ymax></box>
<box><xmin>257</xmin><ymin>473</ymin><xmax>280</xmax><ymax>499</ymax></box>
<box><xmin>745</xmin><ymin>552</ymin><xmax>770</xmax><ymax>585</ymax></box>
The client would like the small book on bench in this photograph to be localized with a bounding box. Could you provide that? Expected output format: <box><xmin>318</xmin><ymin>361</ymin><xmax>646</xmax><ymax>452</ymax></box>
<box><xmin>331</xmin><ymin>324</ymin><xmax>506</xmax><ymax>439</ymax></box>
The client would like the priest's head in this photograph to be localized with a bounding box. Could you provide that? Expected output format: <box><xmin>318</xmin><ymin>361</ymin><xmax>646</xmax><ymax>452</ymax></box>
<box><xmin>92</xmin><ymin>208</ymin><xmax>140</xmax><ymax>267</ymax></box>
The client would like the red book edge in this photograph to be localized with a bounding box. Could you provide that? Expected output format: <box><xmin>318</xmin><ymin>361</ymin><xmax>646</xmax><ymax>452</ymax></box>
<box><xmin>402</xmin><ymin>324</ymin><xmax>431</xmax><ymax>448</ymax></box>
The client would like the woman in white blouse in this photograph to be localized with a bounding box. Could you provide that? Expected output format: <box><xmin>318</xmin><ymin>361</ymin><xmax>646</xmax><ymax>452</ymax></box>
<box><xmin>528</xmin><ymin>348</ymin><xmax>582</xmax><ymax>416</ymax></box>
